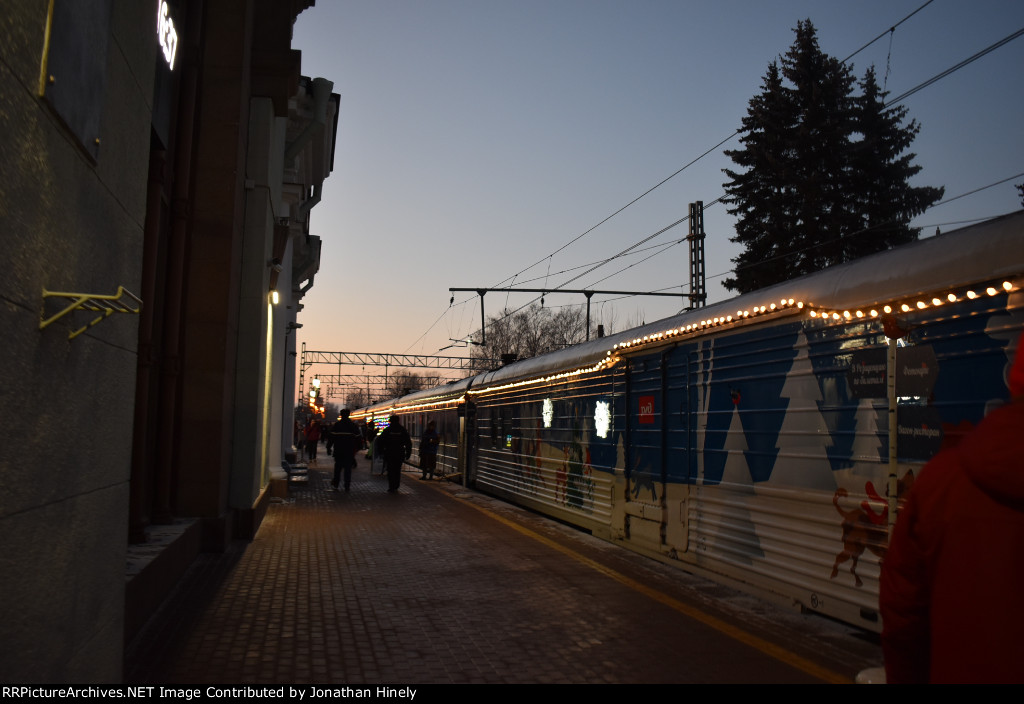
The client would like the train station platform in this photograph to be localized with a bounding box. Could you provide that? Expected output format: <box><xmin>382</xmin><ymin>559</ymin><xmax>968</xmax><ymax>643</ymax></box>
<box><xmin>124</xmin><ymin>456</ymin><xmax>883</xmax><ymax>684</ymax></box>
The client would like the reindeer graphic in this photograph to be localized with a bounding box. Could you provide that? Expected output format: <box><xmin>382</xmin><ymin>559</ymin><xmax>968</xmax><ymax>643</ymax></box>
<box><xmin>830</xmin><ymin>471</ymin><xmax>915</xmax><ymax>587</ymax></box>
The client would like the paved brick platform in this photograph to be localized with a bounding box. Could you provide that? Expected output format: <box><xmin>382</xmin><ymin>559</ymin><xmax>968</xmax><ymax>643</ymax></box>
<box><xmin>125</xmin><ymin>456</ymin><xmax>881</xmax><ymax>684</ymax></box>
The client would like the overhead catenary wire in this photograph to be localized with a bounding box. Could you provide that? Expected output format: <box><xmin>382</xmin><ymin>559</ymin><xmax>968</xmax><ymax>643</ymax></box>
<box><xmin>929</xmin><ymin>172</ymin><xmax>1024</xmax><ymax>209</ymax></box>
<box><xmin>462</xmin><ymin>64</ymin><xmax>1019</xmax><ymax>343</ymax></box>
<box><xmin>492</xmin><ymin>131</ymin><xmax>741</xmax><ymax>290</ymax></box>
<box><xmin>840</xmin><ymin>0</ymin><xmax>935</xmax><ymax>64</ymax></box>
<box><xmin>410</xmin><ymin>238</ymin><xmax>704</xmax><ymax>349</ymax></box>
<box><xmin>453</xmin><ymin>3</ymin><xmax>944</xmax><ymax>335</ymax></box>
<box><xmin>513</xmin><ymin>195</ymin><xmax>726</xmax><ymax>307</ymax></box>
<box><xmin>460</xmin><ymin>201</ymin><xmax>720</xmax><ymax>338</ymax></box>
<box><xmin>543</xmin><ymin>24</ymin><xmax>1024</xmax><ymax>308</ymax></box>
<box><xmin>407</xmin><ymin>1</ymin><xmax>1016</xmax><ymax>353</ymax></box>
<box><xmin>884</xmin><ymin>25</ymin><xmax>1024</xmax><ymax>106</ymax></box>
<box><xmin>538</xmin><ymin>282</ymin><xmax>693</xmax><ymax>312</ymax></box>
<box><xmin>411</xmin><ymin>3</ymin><xmax>944</xmax><ymax>350</ymax></box>
<box><xmin>478</xmin><ymin>164</ymin><xmax>1023</xmax><ymax>342</ymax></box>
<box><xmin>492</xmin><ymin>0</ymin><xmax>940</xmax><ymax>294</ymax></box>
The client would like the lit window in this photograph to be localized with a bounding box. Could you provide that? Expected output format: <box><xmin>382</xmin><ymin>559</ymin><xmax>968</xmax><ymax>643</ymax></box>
<box><xmin>595</xmin><ymin>401</ymin><xmax>612</xmax><ymax>439</ymax></box>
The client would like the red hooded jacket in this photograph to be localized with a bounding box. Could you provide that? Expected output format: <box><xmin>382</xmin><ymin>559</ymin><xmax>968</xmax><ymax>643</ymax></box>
<box><xmin>881</xmin><ymin>339</ymin><xmax>1024</xmax><ymax>683</ymax></box>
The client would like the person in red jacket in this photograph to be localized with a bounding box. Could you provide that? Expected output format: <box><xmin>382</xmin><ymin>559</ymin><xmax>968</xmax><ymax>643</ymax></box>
<box><xmin>880</xmin><ymin>334</ymin><xmax>1024</xmax><ymax>683</ymax></box>
<box><xmin>304</xmin><ymin>418</ymin><xmax>322</xmax><ymax>463</ymax></box>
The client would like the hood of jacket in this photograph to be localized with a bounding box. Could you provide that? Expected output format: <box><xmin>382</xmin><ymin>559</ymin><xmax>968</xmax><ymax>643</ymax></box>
<box><xmin>960</xmin><ymin>401</ymin><xmax>1024</xmax><ymax>507</ymax></box>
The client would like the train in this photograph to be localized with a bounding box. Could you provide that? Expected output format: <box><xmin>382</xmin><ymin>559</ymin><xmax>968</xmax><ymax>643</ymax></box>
<box><xmin>353</xmin><ymin>211</ymin><xmax>1024</xmax><ymax>631</ymax></box>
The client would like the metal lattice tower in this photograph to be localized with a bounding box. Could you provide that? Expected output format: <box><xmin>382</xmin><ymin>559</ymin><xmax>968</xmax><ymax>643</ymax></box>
<box><xmin>688</xmin><ymin>201</ymin><xmax>707</xmax><ymax>309</ymax></box>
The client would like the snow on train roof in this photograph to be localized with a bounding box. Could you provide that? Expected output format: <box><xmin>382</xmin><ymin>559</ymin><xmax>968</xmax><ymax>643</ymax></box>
<box><xmin>358</xmin><ymin>211</ymin><xmax>1023</xmax><ymax>412</ymax></box>
<box><xmin>477</xmin><ymin>211</ymin><xmax>1024</xmax><ymax>387</ymax></box>
<box><xmin>357</xmin><ymin>374</ymin><xmax>475</xmax><ymax>415</ymax></box>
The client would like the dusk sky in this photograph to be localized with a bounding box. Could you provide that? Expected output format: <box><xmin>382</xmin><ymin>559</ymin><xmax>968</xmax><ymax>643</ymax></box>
<box><xmin>291</xmin><ymin>0</ymin><xmax>1024</xmax><ymax>404</ymax></box>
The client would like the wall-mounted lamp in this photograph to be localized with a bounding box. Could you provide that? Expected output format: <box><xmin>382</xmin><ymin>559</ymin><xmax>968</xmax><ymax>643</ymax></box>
<box><xmin>270</xmin><ymin>290</ymin><xmax>280</xmax><ymax>305</ymax></box>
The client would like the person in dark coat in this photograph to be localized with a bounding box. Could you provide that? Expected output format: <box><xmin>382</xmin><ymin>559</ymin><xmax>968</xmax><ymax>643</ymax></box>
<box><xmin>364</xmin><ymin>419</ymin><xmax>378</xmax><ymax>461</ymax></box>
<box><xmin>880</xmin><ymin>333</ymin><xmax>1024</xmax><ymax>683</ymax></box>
<box><xmin>376</xmin><ymin>414</ymin><xmax>411</xmax><ymax>493</ymax></box>
<box><xmin>329</xmin><ymin>409</ymin><xmax>362</xmax><ymax>491</ymax></box>
<box><xmin>420</xmin><ymin>420</ymin><xmax>440</xmax><ymax>480</ymax></box>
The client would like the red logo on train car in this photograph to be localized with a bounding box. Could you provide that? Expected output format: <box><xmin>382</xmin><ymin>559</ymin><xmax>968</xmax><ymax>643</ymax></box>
<box><xmin>638</xmin><ymin>395</ymin><xmax>655</xmax><ymax>424</ymax></box>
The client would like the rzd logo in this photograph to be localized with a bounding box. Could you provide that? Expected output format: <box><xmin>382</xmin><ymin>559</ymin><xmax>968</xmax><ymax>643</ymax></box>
<box><xmin>638</xmin><ymin>395</ymin><xmax>655</xmax><ymax>424</ymax></box>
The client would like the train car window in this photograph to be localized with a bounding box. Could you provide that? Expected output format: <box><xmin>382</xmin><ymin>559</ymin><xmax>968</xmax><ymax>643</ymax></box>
<box><xmin>595</xmin><ymin>400</ymin><xmax>612</xmax><ymax>438</ymax></box>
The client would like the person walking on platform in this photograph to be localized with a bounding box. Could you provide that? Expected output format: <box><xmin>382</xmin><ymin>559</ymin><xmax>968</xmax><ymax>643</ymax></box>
<box><xmin>329</xmin><ymin>409</ymin><xmax>362</xmax><ymax>491</ymax></box>
<box><xmin>420</xmin><ymin>420</ymin><xmax>440</xmax><ymax>480</ymax></box>
<box><xmin>377</xmin><ymin>414</ymin><xmax>411</xmax><ymax>493</ymax></box>
<box><xmin>304</xmin><ymin>418</ymin><xmax>321</xmax><ymax>463</ymax></box>
<box><xmin>364</xmin><ymin>420</ymin><xmax>377</xmax><ymax>461</ymax></box>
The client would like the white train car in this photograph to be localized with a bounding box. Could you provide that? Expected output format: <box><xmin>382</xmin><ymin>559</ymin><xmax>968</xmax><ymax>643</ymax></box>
<box><xmin>356</xmin><ymin>211</ymin><xmax>1024</xmax><ymax>631</ymax></box>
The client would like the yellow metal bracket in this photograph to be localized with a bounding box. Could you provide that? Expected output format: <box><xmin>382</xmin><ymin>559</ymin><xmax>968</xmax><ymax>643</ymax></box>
<box><xmin>40</xmin><ymin>286</ymin><xmax>142</xmax><ymax>340</ymax></box>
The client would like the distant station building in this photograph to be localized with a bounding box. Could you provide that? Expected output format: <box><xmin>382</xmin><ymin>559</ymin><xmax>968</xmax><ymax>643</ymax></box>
<box><xmin>0</xmin><ymin>1</ymin><xmax>337</xmax><ymax>681</ymax></box>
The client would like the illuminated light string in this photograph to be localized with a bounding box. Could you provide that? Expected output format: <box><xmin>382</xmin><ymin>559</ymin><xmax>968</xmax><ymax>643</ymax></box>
<box><xmin>359</xmin><ymin>279</ymin><xmax>1017</xmax><ymax>413</ymax></box>
<box><xmin>352</xmin><ymin>394</ymin><xmax>466</xmax><ymax>420</ymax></box>
<box><xmin>806</xmin><ymin>279</ymin><xmax>1016</xmax><ymax>324</ymax></box>
<box><xmin>466</xmin><ymin>359</ymin><xmax>616</xmax><ymax>398</ymax></box>
<box><xmin>611</xmin><ymin>298</ymin><xmax>805</xmax><ymax>352</ymax></box>
<box><xmin>604</xmin><ymin>279</ymin><xmax>1016</xmax><ymax>364</ymax></box>
<box><xmin>374</xmin><ymin>297</ymin><xmax>803</xmax><ymax>404</ymax></box>
<box><xmin>359</xmin><ymin>358</ymin><xmax>619</xmax><ymax>415</ymax></box>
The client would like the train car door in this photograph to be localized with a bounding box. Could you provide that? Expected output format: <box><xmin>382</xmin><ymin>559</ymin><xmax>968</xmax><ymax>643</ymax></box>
<box><xmin>458</xmin><ymin>399</ymin><xmax>477</xmax><ymax>487</ymax></box>
<box><xmin>663</xmin><ymin>344</ymin><xmax>694</xmax><ymax>551</ymax></box>
<box><xmin>623</xmin><ymin>350</ymin><xmax>669</xmax><ymax>553</ymax></box>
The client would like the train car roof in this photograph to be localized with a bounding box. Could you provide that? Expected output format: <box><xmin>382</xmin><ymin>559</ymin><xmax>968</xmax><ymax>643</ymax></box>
<box><xmin>476</xmin><ymin>211</ymin><xmax>1024</xmax><ymax>387</ymax></box>
<box><xmin>354</xmin><ymin>374</ymin><xmax>477</xmax><ymax>417</ymax></box>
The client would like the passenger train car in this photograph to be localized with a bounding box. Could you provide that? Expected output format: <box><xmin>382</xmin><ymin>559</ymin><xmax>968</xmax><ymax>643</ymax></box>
<box><xmin>353</xmin><ymin>212</ymin><xmax>1024</xmax><ymax>631</ymax></box>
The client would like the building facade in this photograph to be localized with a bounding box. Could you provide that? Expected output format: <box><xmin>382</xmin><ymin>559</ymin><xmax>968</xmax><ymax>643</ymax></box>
<box><xmin>0</xmin><ymin>0</ymin><xmax>336</xmax><ymax>681</ymax></box>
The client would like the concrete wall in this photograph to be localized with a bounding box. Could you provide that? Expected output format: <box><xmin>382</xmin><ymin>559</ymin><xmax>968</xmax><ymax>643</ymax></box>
<box><xmin>0</xmin><ymin>0</ymin><xmax>334</xmax><ymax>680</ymax></box>
<box><xmin>229</xmin><ymin>96</ymin><xmax>281</xmax><ymax>519</ymax></box>
<box><xmin>174</xmin><ymin>0</ymin><xmax>253</xmax><ymax>526</ymax></box>
<box><xmin>0</xmin><ymin>1</ymin><xmax>155</xmax><ymax>682</ymax></box>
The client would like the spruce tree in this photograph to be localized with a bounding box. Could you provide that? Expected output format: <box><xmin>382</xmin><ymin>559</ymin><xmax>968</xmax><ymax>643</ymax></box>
<box><xmin>722</xmin><ymin>62</ymin><xmax>800</xmax><ymax>292</ymax></box>
<box><xmin>722</xmin><ymin>20</ymin><xmax>942</xmax><ymax>293</ymax></box>
<box><xmin>780</xmin><ymin>20</ymin><xmax>858</xmax><ymax>274</ymax></box>
<box><xmin>848</xmin><ymin>66</ymin><xmax>943</xmax><ymax>261</ymax></box>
